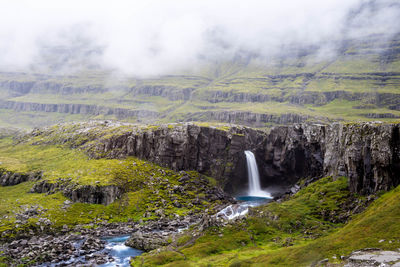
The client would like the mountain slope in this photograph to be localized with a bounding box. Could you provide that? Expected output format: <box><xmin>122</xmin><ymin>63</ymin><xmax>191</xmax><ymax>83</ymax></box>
<box><xmin>0</xmin><ymin>34</ymin><xmax>400</xmax><ymax>128</ymax></box>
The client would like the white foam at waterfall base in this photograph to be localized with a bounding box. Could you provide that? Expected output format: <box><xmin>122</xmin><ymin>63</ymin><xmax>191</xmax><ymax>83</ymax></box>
<box><xmin>216</xmin><ymin>202</ymin><xmax>258</xmax><ymax>220</ymax></box>
<box><xmin>100</xmin><ymin>235</ymin><xmax>142</xmax><ymax>267</ymax></box>
<box><xmin>244</xmin><ymin>150</ymin><xmax>272</xmax><ymax>198</ymax></box>
<box><xmin>108</xmin><ymin>244</ymin><xmax>130</xmax><ymax>252</ymax></box>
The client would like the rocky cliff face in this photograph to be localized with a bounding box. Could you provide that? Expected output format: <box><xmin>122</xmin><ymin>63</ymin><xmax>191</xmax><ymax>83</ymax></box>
<box><xmin>31</xmin><ymin>179</ymin><xmax>122</xmax><ymax>205</ymax></box>
<box><xmin>324</xmin><ymin>123</ymin><xmax>400</xmax><ymax>194</ymax></box>
<box><xmin>0</xmin><ymin>80</ymin><xmax>107</xmax><ymax>96</ymax></box>
<box><xmin>84</xmin><ymin>124</ymin><xmax>266</xmax><ymax>193</ymax></box>
<box><xmin>182</xmin><ymin>111</ymin><xmax>314</xmax><ymax>127</ymax></box>
<box><xmin>27</xmin><ymin>121</ymin><xmax>400</xmax><ymax>195</ymax></box>
<box><xmin>257</xmin><ymin>122</ymin><xmax>400</xmax><ymax>195</ymax></box>
<box><xmin>0</xmin><ymin>100</ymin><xmax>158</xmax><ymax>120</ymax></box>
<box><xmin>199</xmin><ymin>88</ymin><xmax>400</xmax><ymax>107</ymax></box>
<box><xmin>256</xmin><ymin>124</ymin><xmax>326</xmax><ymax>186</ymax></box>
<box><xmin>132</xmin><ymin>85</ymin><xmax>195</xmax><ymax>101</ymax></box>
<box><xmin>84</xmin><ymin>122</ymin><xmax>321</xmax><ymax>193</ymax></box>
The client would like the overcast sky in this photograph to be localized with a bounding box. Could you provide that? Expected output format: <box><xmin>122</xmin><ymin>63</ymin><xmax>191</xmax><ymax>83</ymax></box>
<box><xmin>0</xmin><ymin>0</ymin><xmax>399</xmax><ymax>76</ymax></box>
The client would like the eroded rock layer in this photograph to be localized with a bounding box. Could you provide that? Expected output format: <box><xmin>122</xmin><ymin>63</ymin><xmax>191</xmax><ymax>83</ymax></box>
<box><xmin>28</xmin><ymin>121</ymin><xmax>400</xmax><ymax>195</ymax></box>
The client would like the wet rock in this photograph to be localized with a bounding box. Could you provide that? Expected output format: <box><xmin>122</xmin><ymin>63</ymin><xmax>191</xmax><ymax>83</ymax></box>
<box><xmin>259</xmin><ymin>123</ymin><xmax>326</xmax><ymax>186</ymax></box>
<box><xmin>81</xmin><ymin>236</ymin><xmax>105</xmax><ymax>251</ymax></box>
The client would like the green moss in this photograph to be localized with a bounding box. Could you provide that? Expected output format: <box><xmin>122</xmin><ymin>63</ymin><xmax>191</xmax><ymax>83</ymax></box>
<box><xmin>133</xmin><ymin>176</ymin><xmax>381</xmax><ymax>266</ymax></box>
<box><xmin>135</xmin><ymin>176</ymin><xmax>400</xmax><ymax>266</ymax></box>
<box><xmin>246</xmin><ymin>184</ymin><xmax>400</xmax><ymax>266</ymax></box>
<box><xmin>0</xmin><ymin>132</ymin><xmax>225</xmax><ymax>240</ymax></box>
<box><xmin>139</xmin><ymin>251</ymin><xmax>185</xmax><ymax>266</ymax></box>
<box><xmin>176</xmin><ymin>234</ymin><xmax>193</xmax><ymax>246</ymax></box>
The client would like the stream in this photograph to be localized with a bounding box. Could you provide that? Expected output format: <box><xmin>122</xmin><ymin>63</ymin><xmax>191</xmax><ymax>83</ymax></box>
<box><xmin>38</xmin><ymin>235</ymin><xmax>143</xmax><ymax>267</ymax></box>
<box><xmin>216</xmin><ymin>196</ymin><xmax>272</xmax><ymax>220</ymax></box>
<box><xmin>100</xmin><ymin>235</ymin><xmax>143</xmax><ymax>267</ymax></box>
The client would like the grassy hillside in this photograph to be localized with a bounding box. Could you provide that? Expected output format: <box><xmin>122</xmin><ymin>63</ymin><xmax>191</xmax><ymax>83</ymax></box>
<box><xmin>0</xmin><ymin>34</ymin><xmax>400</xmax><ymax>128</ymax></box>
<box><xmin>132</xmin><ymin>176</ymin><xmax>400</xmax><ymax>266</ymax></box>
<box><xmin>0</xmin><ymin>131</ymin><xmax>225</xmax><ymax>243</ymax></box>
<box><xmin>0</xmin><ymin>123</ymin><xmax>399</xmax><ymax>266</ymax></box>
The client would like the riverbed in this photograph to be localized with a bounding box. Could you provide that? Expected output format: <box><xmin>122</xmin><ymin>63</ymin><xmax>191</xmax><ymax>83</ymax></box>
<box><xmin>100</xmin><ymin>235</ymin><xmax>143</xmax><ymax>267</ymax></box>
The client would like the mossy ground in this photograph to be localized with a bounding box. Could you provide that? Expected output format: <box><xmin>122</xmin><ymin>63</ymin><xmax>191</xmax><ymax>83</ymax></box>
<box><xmin>132</xmin><ymin>176</ymin><xmax>400</xmax><ymax>266</ymax></box>
<box><xmin>0</xmin><ymin>132</ymin><xmax>223</xmax><ymax>242</ymax></box>
<box><xmin>0</xmin><ymin>124</ymin><xmax>399</xmax><ymax>266</ymax></box>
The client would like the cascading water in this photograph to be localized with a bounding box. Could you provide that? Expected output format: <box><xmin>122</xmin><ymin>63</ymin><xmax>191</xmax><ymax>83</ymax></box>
<box><xmin>100</xmin><ymin>235</ymin><xmax>142</xmax><ymax>267</ymax></box>
<box><xmin>216</xmin><ymin>150</ymin><xmax>272</xmax><ymax>220</ymax></box>
<box><xmin>244</xmin><ymin>151</ymin><xmax>272</xmax><ymax>198</ymax></box>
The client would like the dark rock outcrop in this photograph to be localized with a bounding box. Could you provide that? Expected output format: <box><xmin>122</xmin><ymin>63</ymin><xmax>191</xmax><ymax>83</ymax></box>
<box><xmin>257</xmin><ymin>124</ymin><xmax>326</xmax><ymax>185</ymax></box>
<box><xmin>25</xmin><ymin>121</ymin><xmax>400</xmax><ymax>195</ymax></box>
<box><xmin>0</xmin><ymin>80</ymin><xmax>108</xmax><ymax>96</ymax></box>
<box><xmin>262</xmin><ymin>122</ymin><xmax>400</xmax><ymax>194</ymax></box>
<box><xmin>0</xmin><ymin>100</ymin><xmax>158</xmax><ymax>120</ymax></box>
<box><xmin>0</xmin><ymin>169</ymin><xmax>41</xmax><ymax>186</ymax></box>
<box><xmin>183</xmin><ymin>111</ymin><xmax>314</xmax><ymax>127</ymax></box>
<box><xmin>132</xmin><ymin>85</ymin><xmax>195</xmax><ymax>101</ymax></box>
<box><xmin>257</xmin><ymin>122</ymin><xmax>400</xmax><ymax>194</ymax></box>
<box><xmin>63</xmin><ymin>185</ymin><xmax>122</xmax><ymax>205</ymax></box>
<box><xmin>87</xmin><ymin>124</ymin><xmax>265</xmax><ymax>193</ymax></box>
<box><xmin>31</xmin><ymin>179</ymin><xmax>122</xmax><ymax>205</ymax></box>
<box><xmin>364</xmin><ymin>113</ymin><xmax>400</xmax><ymax>119</ymax></box>
<box><xmin>324</xmin><ymin>123</ymin><xmax>400</xmax><ymax>194</ymax></box>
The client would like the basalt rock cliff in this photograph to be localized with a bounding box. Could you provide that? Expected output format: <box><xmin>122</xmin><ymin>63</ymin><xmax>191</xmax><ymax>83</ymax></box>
<box><xmin>30</xmin><ymin>121</ymin><xmax>400</xmax><ymax>196</ymax></box>
<box><xmin>324</xmin><ymin>123</ymin><xmax>400</xmax><ymax>194</ymax></box>
<box><xmin>0</xmin><ymin>100</ymin><xmax>159</xmax><ymax>121</ymax></box>
<box><xmin>83</xmin><ymin>123</ymin><xmax>266</xmax><ymax>192</ymax></box>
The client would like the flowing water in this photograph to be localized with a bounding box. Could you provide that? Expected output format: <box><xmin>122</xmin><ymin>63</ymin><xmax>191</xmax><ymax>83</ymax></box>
<box><xmin>38</xmin><ymin>235</ymin><xmax>142</xmax><ymax>267</ymax></box>
<box><xmin>244</xmin><ymin>150</ymin><xmax>272</xmax><ymax>198</ymax></box>
<box><xmin>216</xmin><ymin>151</ymin><xmax>273</xmax><ymax>220</ymax></box>
<box><xmin>100</xmin><ymin>235</ymin><xmax>143</xmax><ymax>267</ymax></box>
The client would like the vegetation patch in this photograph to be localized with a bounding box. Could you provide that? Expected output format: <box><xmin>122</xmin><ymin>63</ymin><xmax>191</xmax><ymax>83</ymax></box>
<box><xmin>0</xmin><ymin>132</ymin><xmax>227</xmax><ymax>241</ymax></box>
<box><xmin>132</xmin><ymin>176</ymin><xmax>394</xmax><ymax>266</ymax></box>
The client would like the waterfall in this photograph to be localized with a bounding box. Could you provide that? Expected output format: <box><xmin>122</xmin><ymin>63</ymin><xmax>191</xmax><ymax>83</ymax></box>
<box><xmin>215</xmin><ymin>151</ymin><xmax>272</xmax><ymax>221</ymax></box>
<box><xmin>244</xmin><ymin>151</ymin><xmax>271</xmax><ymax>198</ymax></box>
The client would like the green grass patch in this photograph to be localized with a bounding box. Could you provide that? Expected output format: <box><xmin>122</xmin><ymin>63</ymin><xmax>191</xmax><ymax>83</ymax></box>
<box><xmin>0</xmin><ymin>131</ymin><xmax>226</xmax><ymax>240</ymax></box>
<box><xmin>133</xmin><ymin>176</ymin><xmax>364</xmax><ymax>266</ymax></box>
<box><xmin>134</xmin><ymin>176</ymin><xmax>400</xmax><ymax>266</ymax></box>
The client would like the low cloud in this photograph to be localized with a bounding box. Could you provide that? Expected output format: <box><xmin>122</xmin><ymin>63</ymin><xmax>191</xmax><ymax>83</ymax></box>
<box><xmin>0</xmin><ymin>0</ymin><xmax>399</xmax><ymax>76</ymax></box>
